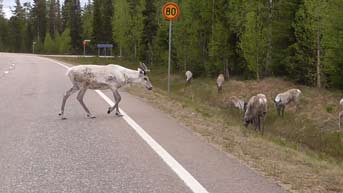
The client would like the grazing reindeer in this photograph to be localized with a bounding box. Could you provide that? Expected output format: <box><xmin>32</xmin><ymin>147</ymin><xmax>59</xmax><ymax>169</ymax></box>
<box><xmin>216</xmin><ymin>74</ymin><xmax>225</xmax><ymax>92</ymax></box>
<box><xmin>185</xmin><ymin>70</ymin><xmax>193</xmax><ymax>86</ymax></box>
<box><xmin>229</xmin><ymin>96</ymin><xmax>245</xmax><ymax>112</ymax></box>
<box><xmin>339</xmin><ymin>98</ymin><xmax>343</xmax><ymax>130</ymax></box>
<box><xmin>274</xmin><ymin>88</ymin><xmax>302</xmax><ymax>117</ymax></box>
<box><xmin>58</xmin><ymin>62</ymin><xmax>152</xmax><ymax>119</ymax></box>
<box><xmin>243</xmin><ymin>94</ymin><xmax>268</xmax><ymax>134</ymax></box>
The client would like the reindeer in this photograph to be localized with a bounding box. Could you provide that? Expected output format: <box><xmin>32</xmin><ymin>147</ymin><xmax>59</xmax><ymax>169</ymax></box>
<box><xmin>243</xmin><ymin>94</ymin><xmax>268</xmax><ymax>134</ymax></box>
<box><xmin>339</xmin><ymin>111</ymin><xmax>343</xmax><ymax>130</ymax></box>
<box><xmin>273</xmin><ymin>88</ymin><xmax>302</xmax><ymax>117</ymax></box>
<box><xmin>339</xmin><ymin>98</ymin><xmax>343</xmax><ymax>130</ymax></box>
<box><xmin>229</xmin><ymin>96</ymin><xmax>245</xmax><ymax>112</ymax></box>
<box><xmin>58</xmin><ymin>62</ymin><xmax>152</xmax><ymax>119</ymax></box>
<box><xmin>216</xmin><ymin>74</ymin><xmax>225</xmax><ymax>92</ymax></box>
<box><xmin>185</xmin><ymin>70</ymin><xmax>193</xmax><ymax>86</ymax></box>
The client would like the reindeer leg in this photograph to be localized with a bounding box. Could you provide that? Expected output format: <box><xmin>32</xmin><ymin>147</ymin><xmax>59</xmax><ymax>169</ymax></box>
<box><xmin>261</xmin><ymin>115</ymin><xmax>265</xmax><ymax>135</ymax></box>
<box><xmin>113</xmin><ymin>90</ymin><xmax>123</xmax><ymax>116</ymax></box>
<box><xmin>77</xmin><ymin>88</ymin><xmax>95</xmax><ymax>118</ymax></box>
<box><xmin>339</xmin><ymin>112</ymin><xmax>342</xmax><ymax>130</ymax></box>
<box><xmin>59</xmin><ymin>84</ymin><xmax>79</xmax><ymax>119</ymax></box>
<box><xmin>107</xmin><ymin>89</ymin><xmax>123</xmax><ymax>116</ymax></box>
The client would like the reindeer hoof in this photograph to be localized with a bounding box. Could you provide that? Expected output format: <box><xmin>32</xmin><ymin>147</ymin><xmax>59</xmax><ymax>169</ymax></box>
<box><xmin>107</xmin><ymin>107</ymin><xmax>111</xmax><ymax>114</ymax></box>
<box><xmin>115</xmin><ymin>112</ymin><xmax>123</xmax><ymax>117</ymax></box>
<box><xmin>58</xmin><ymin>112</ymin><xmax>67</xmax><ymax>120</ymax></box>
<box><xmin>87</xmin><ymin>114</ymin><xmax>96</xmax><ymax>119</ymax></box>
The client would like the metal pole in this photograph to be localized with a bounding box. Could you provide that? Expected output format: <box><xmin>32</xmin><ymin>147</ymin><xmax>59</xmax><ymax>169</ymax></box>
<box><xmin>167</xmin><ymin>20</ymin><xmax>172</xmax><ymax>96</ymax></box>
<box><xmin>83</xmin><ymin>44</ymin><xmax>86</xmax><ymax>56</ymax></box>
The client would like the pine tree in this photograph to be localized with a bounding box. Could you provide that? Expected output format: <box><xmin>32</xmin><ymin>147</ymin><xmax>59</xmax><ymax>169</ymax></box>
<box><xmin>59</xmin><ymin>27</ymin><xmax>71</xmax><ymax>53</ymax></box>
<box><xmin>290</xmin><ymin>0</ymin><xmax>328</xmax><ymax>86</ymax></box>
<box><xmin>102</xmin><ymin>0</ymin><xmax>113</xmax><ymax>43</ymax></box>
<box><xmin>56</xmin><ymin>0</ymin><xmax>62</xmax><ymax>34</ymax></box>
<box><xmin>9</xmin><ymin>0</ymin><xmax>26</xmax><ymax>52</ymax></box>
<box><xmin>270</xmin><ymin>0</ymin><xmax>301</xmax><ymax>76</ymax></box>
<box><xmin>140</xmin><ymin>0</ymin><xmax>158</xmax><ymax>64</ymax></box>
<box><xmin>0</xmin><ymin>0</ymin><xmax>8</xmax><ymax>51</ymax></box>
<box><xmin>32</xmin><ymin>0</ymin><xmax>47</xmax><ymax>43</ymax></box>
<box><xmin>48</xmin><ymin>0</ymin><xmax>57</xmax><ymax>38</ymax></box>
<box><xmin>81</xmin><ymin>0</ymin><xmax>93</xmax><ymax>40</ymax></box>
<box><xmin>239</xmin><ymin>0</ymin><xmax>268</xmax><ymax>80</ymax></box>
<box><xmin>70</xmin><ymin>0</ymin><xmax>82</xmax><ymax>53</ymax></box>
<box><xmin>92</xmin><ymin>0</ymin><xmax>103</xmax><ymax>44</ymax></box>
<box><xmin>43</xmin><ymin>32</ymin><xmax>54</xmax><ymax>53</ymax></box>
<box><xmin>113</xmin><ymin>0</ymin><xmax>144</xmax><ymax>58</ymax></box>
<box><xmin>61</xmin><ymin>0</ymin><xmax>70</xmax><ymax>32</ymax></box>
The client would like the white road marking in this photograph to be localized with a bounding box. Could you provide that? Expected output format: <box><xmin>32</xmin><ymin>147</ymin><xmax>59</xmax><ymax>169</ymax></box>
<box><xmin>4</xmin><ymin>71</ymin><xmax>9</xmax><ymax>74</ymax></box>
<box><xmin>44</xmin><ymin>56</ymin><xmax>210</xmax><ymax>193</ymax></box>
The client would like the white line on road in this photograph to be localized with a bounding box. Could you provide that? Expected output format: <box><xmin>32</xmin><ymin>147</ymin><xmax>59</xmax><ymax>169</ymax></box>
<box><xmin>45</xmin><ymin>57</ymin><xmax>210</xmax><ymax>193</ymax></box>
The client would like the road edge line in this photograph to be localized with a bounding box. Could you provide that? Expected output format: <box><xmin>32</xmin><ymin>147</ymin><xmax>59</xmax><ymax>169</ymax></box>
<box><xmin>44</xmin><ymin>56</ymin><xmax>210</xmax><ymax>193</ymax></box>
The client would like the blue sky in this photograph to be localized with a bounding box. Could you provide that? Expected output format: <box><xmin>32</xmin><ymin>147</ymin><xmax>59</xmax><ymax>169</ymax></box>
<box><xmin>2</xmin><ymin>0</ymin><xmax>88</xmax><ymax>19</ymax></box>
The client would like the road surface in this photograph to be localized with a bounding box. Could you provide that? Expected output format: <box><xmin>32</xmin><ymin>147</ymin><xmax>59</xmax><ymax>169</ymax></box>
<box><xmin>0</xmin><ymin>53</ymin><xmax>288</xmax><ymax>193</ymax></box>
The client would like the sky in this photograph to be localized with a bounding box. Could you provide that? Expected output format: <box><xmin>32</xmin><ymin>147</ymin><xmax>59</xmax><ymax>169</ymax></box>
<box><xmin>2</xmin><ymin>0</ymin><xmax>88</xmax><ymax>19</ymax></box>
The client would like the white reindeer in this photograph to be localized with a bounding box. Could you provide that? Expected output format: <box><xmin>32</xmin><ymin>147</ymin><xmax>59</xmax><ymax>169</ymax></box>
<box><xmin>58</xmin><ymin>62</ymin><xmax>152</xmax><ymax>119</ymax></box>
<box><xmin>243</xmin><ymin>94</ymin><xmax>268</xmax><ymax>134</ymax></box>
<box><xmin>274</xmin><ymin>88</ymin><xmax>302</xmax><ymax>117</ymax></box>
<box><xmin>185</xmin><ymin>70</ymin><xmax>193</xmax><ymax>86</ymax></box>
<box><xmin>216</xmin><ymin>74</ymin><xmax>224</xmax><ymax>92</ymax></box>
<box><xmin>229</xmin><ymin>96</ymin><xmax>245</xmax><ymax>112</ymax></box>
<box><xmin>339</xmin><ymin>111</ymin><xmax>343</xmax><ymax>130</ymax></box>
<box><xmin>339</xmin><ymin>98</ymin><xmax>343</xmax><ymax>129</ymax></box>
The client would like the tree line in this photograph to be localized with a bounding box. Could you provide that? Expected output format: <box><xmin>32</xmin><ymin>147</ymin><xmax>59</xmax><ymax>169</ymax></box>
<box><xmin>0</xmin><ymin>0</ymin><xmax>342</xmax><ymax>89</ymax></box>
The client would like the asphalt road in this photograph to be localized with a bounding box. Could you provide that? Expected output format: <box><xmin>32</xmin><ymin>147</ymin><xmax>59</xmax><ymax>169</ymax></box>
<box><xmin>0</xmin><ymin>53</ymin><xmax>288</xmax><ymax>193</ymax></box>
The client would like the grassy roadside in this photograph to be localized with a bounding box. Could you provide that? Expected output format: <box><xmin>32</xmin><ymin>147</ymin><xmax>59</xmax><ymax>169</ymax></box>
<box><xmin>49</xmin><ymin>56</ymin><xmax>343</xmax><ymax>193</ymax></box>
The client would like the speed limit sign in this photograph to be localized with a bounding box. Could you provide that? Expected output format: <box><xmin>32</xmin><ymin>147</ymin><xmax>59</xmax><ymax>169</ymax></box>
<box><xmin>162</xmin><ymin>2</ymin><xmax>180</xmax><ymax>21</ymax></box>
<box><xmin>162</xmin><ymin>2</ymin><xmax>180</xmax><ymax>95</ymax></box>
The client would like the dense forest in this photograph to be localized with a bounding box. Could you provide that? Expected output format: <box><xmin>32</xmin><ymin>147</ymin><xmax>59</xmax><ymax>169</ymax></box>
<box><xmin>0</xmin><ymin>0</ymin><xmax>343</xmax><ymax>89</ymax></box>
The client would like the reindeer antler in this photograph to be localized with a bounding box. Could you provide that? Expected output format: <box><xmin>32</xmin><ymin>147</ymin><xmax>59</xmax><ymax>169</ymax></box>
<box><xmin>139</xmin><ymin>62</ymin><xmax>150</xmax><ymax>72</ymax></box>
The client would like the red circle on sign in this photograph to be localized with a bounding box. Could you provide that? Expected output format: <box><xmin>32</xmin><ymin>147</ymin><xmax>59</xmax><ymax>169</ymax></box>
<box><xmin>162</xmin><ymin>2</ymin><xmax>180</xmax><ymax>21</ymax></box>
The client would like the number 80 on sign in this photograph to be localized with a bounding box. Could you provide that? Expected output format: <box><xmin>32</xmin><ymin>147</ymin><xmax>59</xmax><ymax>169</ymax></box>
<box><xmin>162</xmin><ymin>2</ymin><xmax>180</xmax><ymax>21</ymax></box>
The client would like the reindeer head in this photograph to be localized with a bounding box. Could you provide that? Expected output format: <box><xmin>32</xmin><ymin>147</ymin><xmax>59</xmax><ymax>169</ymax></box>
<box><xmin>138</xmin><ymin>62</ymin><xmax>152</xmax><ymax>90</ymax></box>
<box><xmin>243</xmin><ymin>115</ymin><xmax>252</xmax><ymax>128</ymax></box>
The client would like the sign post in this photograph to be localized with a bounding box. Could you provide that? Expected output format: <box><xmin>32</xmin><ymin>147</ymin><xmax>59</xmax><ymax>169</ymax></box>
<box><xmin>32</xmin><ymin>42</ymin><xmax>36</xmax><ymax>54</ymax></box>
<box><xmin>83</xmin><ymin>40</ymin><xmax>91</xmax><ymax>56</ymax></box>
<box><xmin>162</xmin><ymin>2</ymin><xmax>180</xmax><ymax>96</ymax></box>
